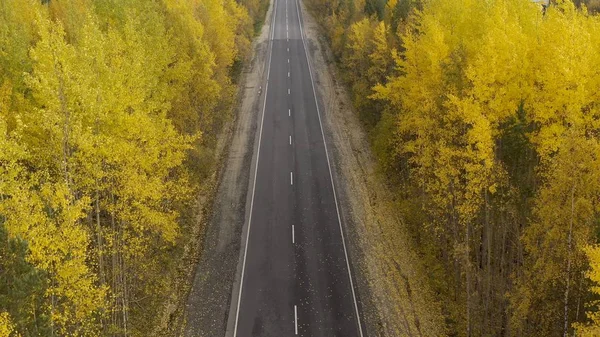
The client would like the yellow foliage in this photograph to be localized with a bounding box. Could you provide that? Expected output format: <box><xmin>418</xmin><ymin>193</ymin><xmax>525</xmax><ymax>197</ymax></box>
<box><xmin>309</xmin><ymin>0</ymin><xmax>600</xmax><ymax>333</ymax></box>
<box><xmin>576</xmin><ymin>246</ymin><xmax>600</xmax><ymax>336</ymax></box>
<box><xmin>0</xmin><ymin>312</ymin><xmax>19</xmax><ymax>337</ymax></box>
<box><xmin>373</xmin><ymin>0</ymin><xmax>600</xmax><ymax>334</ymax></box>
<box><xmin>0</xmin><ymin>0</ymin><xmax>267</xmax><ymax>334</ymax></box>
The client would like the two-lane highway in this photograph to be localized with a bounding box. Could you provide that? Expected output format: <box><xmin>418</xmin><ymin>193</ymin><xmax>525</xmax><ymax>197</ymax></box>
<box><xmin>230</xmin><ymin>0</ymin><xmax>364</xmax><ymax>336</ymax></box>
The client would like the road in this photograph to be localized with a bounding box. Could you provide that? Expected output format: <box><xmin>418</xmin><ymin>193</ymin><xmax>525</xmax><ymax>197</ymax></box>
<box><xmin>229</xmin><ymin>0</ymin><xmax>365</xmax><ymax>336</ymax></box>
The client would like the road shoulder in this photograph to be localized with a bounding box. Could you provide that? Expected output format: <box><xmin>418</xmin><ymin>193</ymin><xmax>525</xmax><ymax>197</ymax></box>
<box><xmin>298</xmin><ymin>1</ymin><xmax>446</xmax><ymax>335</ymax></box>
<box><xmin>182</xmin><ymin>2</ymin><xmax>274</xmax><ymax>335</ymax></box>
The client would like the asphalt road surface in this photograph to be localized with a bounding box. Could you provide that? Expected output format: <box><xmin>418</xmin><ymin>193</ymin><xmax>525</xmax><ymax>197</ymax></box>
<box><xmin>229</xmin><ymin>0</ymin><xmax>365</xmax><ymax>336</ymax></box>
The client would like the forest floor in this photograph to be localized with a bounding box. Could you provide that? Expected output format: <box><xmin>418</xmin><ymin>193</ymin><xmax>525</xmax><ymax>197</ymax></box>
<box><xmin>299</xmin><ymin>1</ymin><xmax>447</xmax><ymax>335</ymax></box>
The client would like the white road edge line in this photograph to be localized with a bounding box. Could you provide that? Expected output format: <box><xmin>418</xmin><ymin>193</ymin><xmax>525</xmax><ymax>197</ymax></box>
<box><xmin>294</xmin><ymin>305</ymin><xmax>298</xmax><ymax>335</ymax></box>
<box><xmin>292</xmin><ymin>225</ymin><xmax>295</xmax><ymax>244</ymax></box>
<box><xmin>232</xmin><ymin>0</ymin><xmax>277</xmax><ymax>335</ymax></box>
<box><xmin>295</xmin><ymin>0</ymin><xmax>365</xmax><ymax>336</ymax></box>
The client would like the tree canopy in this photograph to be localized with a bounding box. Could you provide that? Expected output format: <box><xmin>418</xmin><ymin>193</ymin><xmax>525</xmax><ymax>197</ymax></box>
<box><xmin>0</xmin><ymin>0</ymin><xmax>267</xmax><ymax>335</ymax></box>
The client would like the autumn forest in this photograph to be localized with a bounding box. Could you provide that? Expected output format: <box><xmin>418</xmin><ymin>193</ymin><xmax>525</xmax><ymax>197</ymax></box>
<box><xmin>3</xmin><ymin>0</ymin><xmax>600</xmax><ymax>336</ymax></box>
<box><xmin>0</xmin><ymin>0</ymin><xmax>267</xmax><ymax>335</ymax></box>
<box><xmin>305</xmin><ymin>0</ymin><xmax>600</xmax><ymax>335</ymax></box>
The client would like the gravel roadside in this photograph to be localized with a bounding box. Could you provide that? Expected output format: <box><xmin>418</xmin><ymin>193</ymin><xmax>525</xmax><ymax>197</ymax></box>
<box><xmin>182</xmin><ymin>2</ymin><xmax>274</xmax><ymax>335</ymax></box>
